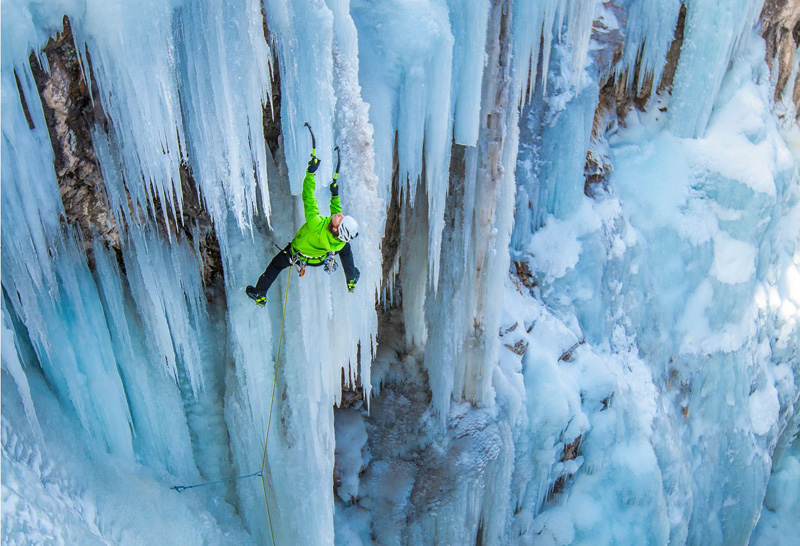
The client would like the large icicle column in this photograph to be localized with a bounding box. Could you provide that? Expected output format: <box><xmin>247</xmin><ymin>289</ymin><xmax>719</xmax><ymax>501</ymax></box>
<box><xmin>425</xmin><ymin>0</ymin><xmax>519</xmax><ymax>422</ymax></box>
<box><xmin>3</xmin><ymin>0</ymin><xmax>800</xmax><ymax>544</ymax></box>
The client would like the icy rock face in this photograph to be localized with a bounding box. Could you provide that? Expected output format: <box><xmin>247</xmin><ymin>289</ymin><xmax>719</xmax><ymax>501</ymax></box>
<box><xmin>28</xmin><ymin>18</ymin><xmax>118</xmax><ymax>257</ymax></box>
<box><xmin>2</xmin><ymin>0</ymin><xmax>800</xmax><ymax>545</ymax></box>
<box><xmin>32</xmin><ymin>16</ymin><xmax>226</xmax><ymax>290</ymax></box>
<box><xmin>509</xmin><ymin>6</ymin><xmax>800</xmax><ymax>546</ymax></box>
<box><xmin>336</xmin><ymin>313</ymin><xmax>512</xmax><ymax>546</ymax></box>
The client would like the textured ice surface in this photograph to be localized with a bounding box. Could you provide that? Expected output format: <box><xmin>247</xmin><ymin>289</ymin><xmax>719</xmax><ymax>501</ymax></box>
<box><xmin>2</xmin><ymin>0</ymin><xmax>799</xmax><ymax>544</ymax></box>
<box><xmin>511</xmin><ymin>31</ymin><xmax>800</xmax><ymax>546</ymax></box>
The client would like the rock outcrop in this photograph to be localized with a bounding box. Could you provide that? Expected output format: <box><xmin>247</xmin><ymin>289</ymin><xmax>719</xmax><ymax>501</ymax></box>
<box><xmin>30</xmin><ymin>16</ymin><xmax>227</xmax><ymax>293</ymax></box>
<box><xmin>30</xmin><ymin>16</ymin><xmax>118</xmax><ymax>265</ymax></box>
<box><xmin>761</xmin><ymin>0</ymin><xmax>800</xmax><ymax>111</ymax></box>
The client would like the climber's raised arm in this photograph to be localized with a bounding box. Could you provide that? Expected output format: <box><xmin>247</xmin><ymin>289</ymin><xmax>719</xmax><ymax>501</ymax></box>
<box><xmin>302</xmin><ymin>157</ymin><xmax>321</xmax><ymax>222</ymax></box>
<box><xmin>330</xmin><ymin>167</ymin><xmax>342</xmax><ymax>216</ymax></box>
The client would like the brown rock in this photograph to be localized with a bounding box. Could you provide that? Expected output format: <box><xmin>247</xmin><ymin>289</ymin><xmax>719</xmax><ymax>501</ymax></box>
<box><xmin>760</xmin><ymin>0</ymin><xmax>800</xmax><ymax>112</ymax></box>
<box><xmin>30</xmin><ymin>16</ymin><xmax>120</xmax><ymax>266</ymax></box>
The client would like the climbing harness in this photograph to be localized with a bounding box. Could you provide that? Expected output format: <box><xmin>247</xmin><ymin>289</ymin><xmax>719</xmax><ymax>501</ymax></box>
<box><xmin>259</xmin><ymin>266</ymin><xmax>292</xmax><ymax>546</ymax></box>
<box><xmin>289</xmin><ymin>247</ymin><xmax>315</xmax><ymax>277</ymax></box>
<box><xmin>281</xmin><ymin>243</ymin><xmax>333</xmax><ymax>277</ymax></box>
<box><xmin>275</xmin><ymin>243</ymin><xmax>308</xmax><ymax>277</ymax></box>
<box><xmin>294</xmin><ymin>257</ymin><xmax>307</xmax><ymax>277</ymax></box>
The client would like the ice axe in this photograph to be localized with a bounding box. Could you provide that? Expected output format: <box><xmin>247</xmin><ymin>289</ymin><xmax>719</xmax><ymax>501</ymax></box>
<box><xmin>333</xmin><ymin>145</ymin><xmax>341</xmax><ymax>182</ymax></box>
<box><xmin>304</xmin><ymin>122</ymin><xmax>316</xmax><ymax>157</ymax></box>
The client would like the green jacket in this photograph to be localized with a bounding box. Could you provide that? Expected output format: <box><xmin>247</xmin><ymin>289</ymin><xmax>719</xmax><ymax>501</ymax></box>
<box><xmin>291</xmin><ymin>171</ymin><xmax>346</xmax><ymax>259</ymax></box>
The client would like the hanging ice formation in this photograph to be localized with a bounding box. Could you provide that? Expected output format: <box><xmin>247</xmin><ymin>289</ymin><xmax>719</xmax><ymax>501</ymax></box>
<box><xmin>2</xmin><ymin>0</ymin><xmax>800</xmax><ymax>545</ymax></box>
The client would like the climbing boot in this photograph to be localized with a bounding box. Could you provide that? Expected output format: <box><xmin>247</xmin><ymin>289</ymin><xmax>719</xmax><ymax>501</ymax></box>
<box><xmin>347</xmin><ymin>268</ymin><xmax>360</xmax><ymax>293</ymax></box>
<box><xmin>245</xmin><ymin>285</ymin><xmax>266</xmax><ymax>307</ymax></box>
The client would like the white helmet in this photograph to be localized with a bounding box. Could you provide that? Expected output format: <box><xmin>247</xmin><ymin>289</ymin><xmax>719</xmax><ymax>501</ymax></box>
<box><xmin>338</xmin><ymin>215</ymin><xmax>359</xmax><ymax>242</ymax></box>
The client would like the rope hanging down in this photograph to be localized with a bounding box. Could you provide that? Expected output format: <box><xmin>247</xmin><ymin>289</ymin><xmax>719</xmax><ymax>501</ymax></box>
<box><xmin>174</xmin><ymin>123</ymin><xmax>311</xmax><ymax>543</ymax></box>
<box><xmin>260</xmin><ymin>267</ymin><xmax>292</xmax><ymax>546</ymax></box>
<box><xmin>169</xmin><ymin>269</ymin><xmax>292</xmax><ymax>546</ymax></box>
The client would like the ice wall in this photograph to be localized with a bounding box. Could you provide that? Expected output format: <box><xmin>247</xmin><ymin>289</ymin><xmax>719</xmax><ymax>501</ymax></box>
<box><xmin>343</xmin><ymin>0</ymin><xmax>799</xmax><ymax>543</ymax></box>
<box><xmin>668</xmin><ymin>0</ymin><xmax>765</xmax><ymax>137</ymax></box>
<box><xmin>2</xmin><ymin>0</ymin><xmax>382</xmax><ymax>543</ymax></box>
<box><xmin>507</xmin><ymin>11</ymin><xmax>800</xmax><ymax>546</ymax></box>
<box><xmin>2</xmin><ymin>0</ymin><xmax>800</xmax><ymax>544</ymax></box>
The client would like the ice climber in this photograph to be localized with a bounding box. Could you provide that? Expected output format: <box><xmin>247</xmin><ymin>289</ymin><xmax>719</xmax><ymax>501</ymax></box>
<box><xmin>245</xmin><ymin>154</ymin><xmax>360</xmax><ymax>307</ymax></box>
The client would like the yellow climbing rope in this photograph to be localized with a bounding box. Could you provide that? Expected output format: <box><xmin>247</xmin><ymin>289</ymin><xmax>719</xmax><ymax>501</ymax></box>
<box><xmin>260</xmin><ymin>267</ymin><xmax>292</xmax><ymax>546</ymax></box>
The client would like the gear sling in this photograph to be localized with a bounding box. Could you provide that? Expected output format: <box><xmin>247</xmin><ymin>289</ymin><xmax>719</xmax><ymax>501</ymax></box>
<box><xmin>255</xmin><ymin>241</ymin><xmax>355</xmax><ymax>290</ymax></box>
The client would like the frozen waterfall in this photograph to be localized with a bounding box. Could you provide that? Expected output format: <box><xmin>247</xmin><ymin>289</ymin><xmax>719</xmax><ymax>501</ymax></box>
<box><xmin>2</xmin><ymin>0</ymin><xmax>799</xmax><ymax>545</ymax></box>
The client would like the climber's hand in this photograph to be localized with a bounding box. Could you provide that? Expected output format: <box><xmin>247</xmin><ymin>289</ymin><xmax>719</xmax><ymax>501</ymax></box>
<box><xmin>308</xmin><ymin>156</ymin><xmax>321</xmax><ymax>173</ymax></box>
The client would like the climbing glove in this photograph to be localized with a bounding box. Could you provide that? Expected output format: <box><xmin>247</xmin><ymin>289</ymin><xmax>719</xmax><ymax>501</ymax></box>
<box><xmin>347</xmin><ymin>268</ymin><xmax>360</xmax><ymax>293</ymax></box>
<box><xmin>307</xmin><ymin>156</ymin><xmax>321</xmax><ymax>173</ymax></box>
<box><xmin>330</xmin><ymin>179</ymin><xmax>339</xmax><ymax>197</ymax></box>
<box><xmin>323</xmin><ymin>252</ymin><xmax>338</xmax><ymax>274</ymax></box>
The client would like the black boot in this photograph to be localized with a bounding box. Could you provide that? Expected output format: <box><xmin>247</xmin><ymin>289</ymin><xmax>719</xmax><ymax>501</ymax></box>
<box><xmin>245</xmin><ymin>285</ymin><xmax>266</xmax><ymax>307</ymax></box>
<box><xmin>347</xmin><ymin>268</ymin><xmax>360</xmax><ymax>293</ymax></box>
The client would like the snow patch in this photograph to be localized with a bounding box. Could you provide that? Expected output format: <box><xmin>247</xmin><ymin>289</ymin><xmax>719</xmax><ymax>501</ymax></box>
<box><xmin>748</xmin><ymin>383</ymin><xmax>779</xmax><ymax>436</ymax></box>
<box><xmin>711</xmin><ymin>231</ymin><xmax>756</xmax><ymax>285</ymax></box>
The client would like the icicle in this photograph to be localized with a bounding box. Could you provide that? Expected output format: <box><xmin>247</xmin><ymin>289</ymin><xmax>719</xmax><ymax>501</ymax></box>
<box><xmin>263</xmin><ymin>0</ymin><xmax>336</xmax><ymax>196</ymax></box>
<box><xmin>91</xmin><ymin>240</ymin><xmax>197</xmax><ymax>476</ymax></box>
<box><xmin>123</xmin><ymin>227</ymin><xmax>207</xmax><ymax>397</ymax></box>
<box><xmin>447</xmin><ymin>0</ymin><xmax>491</xmax><ymax>146</ymax></box>
<box><xmin>612</xmin><ymin>0</ymin><xmax>682</xmax><ymax>94</ymax></box>
<box><xmin>565</xmin><ymin>0</ymin><xmax>596</xmax><ymax>89</ymax></box>
<box><xmin>70</xmin><ymin>0</ymin><xmax>186</xmax><ymax>228</ymax></box>
<box><xmin>513</xmin><ymin>0</ymin><xmax>595</xmax><ymax>101</ymax></box>
<box><xmin>351</xmin><ymin>0</ymin><xmax>454</xmax><ymax>291</ymax></box>
<box><xmin>176</xmin><ymin>0</ymin><xmax>273</xmax><ymax>242</ymax></box>
<box><xmin>668</xmin><ymin>0</ymin><xmax>765</xmax><ymax>138</ymax></box>
<box><xmin>1</xmin><ymin>302</ymin><xmax>45</xmax><ymax>448</ymax></box>
<box><xmin>330</xmin><ymin>43</ymin><xmax>382</xmax><ymax>403</ymax></box>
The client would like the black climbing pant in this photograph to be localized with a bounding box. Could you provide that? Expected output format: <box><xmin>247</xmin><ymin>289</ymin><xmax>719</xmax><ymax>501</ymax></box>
<box><xmin>254</xmin><ymin>243</ymin><xmax>357</xmax><ymax>295</ymax></box>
